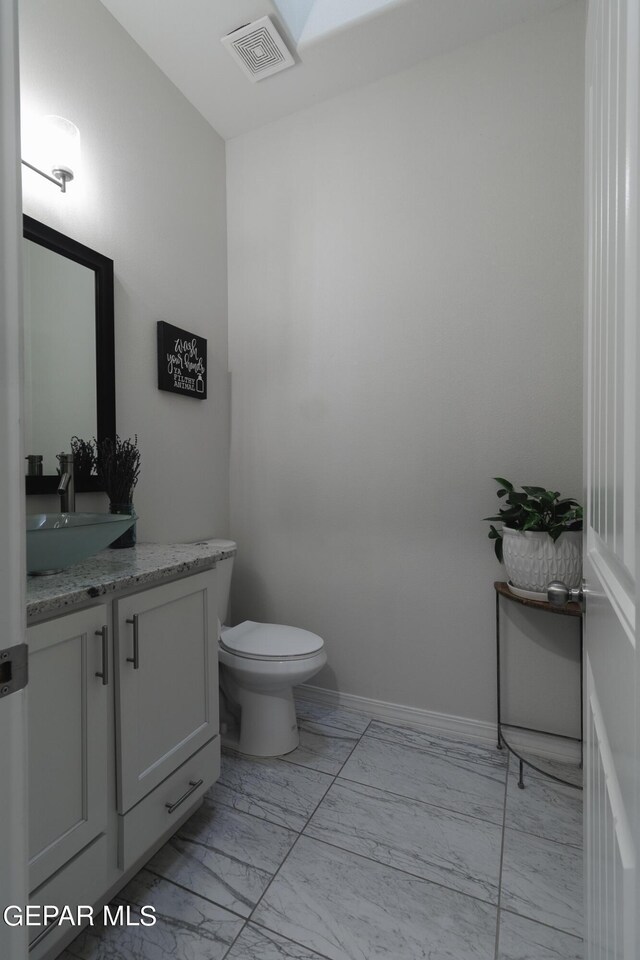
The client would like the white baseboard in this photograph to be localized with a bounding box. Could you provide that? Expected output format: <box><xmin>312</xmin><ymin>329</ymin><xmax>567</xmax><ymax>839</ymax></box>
<box><xmin>295</xmin><ymin>683</ymin><xmax>581</xmax><ymax>763</ymax></box>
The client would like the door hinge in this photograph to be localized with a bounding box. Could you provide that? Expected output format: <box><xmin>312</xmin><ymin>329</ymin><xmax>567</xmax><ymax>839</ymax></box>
<box><xmin>0</xmin><ymin>643</ymin><xmax>28</xmax><ymax>698</ymax></box>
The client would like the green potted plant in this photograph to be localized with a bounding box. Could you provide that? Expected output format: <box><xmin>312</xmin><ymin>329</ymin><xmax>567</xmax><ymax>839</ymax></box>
<box><xmin>484</xmin><ymin>478</ymin><xmax>583</xmax><ymax>597</ymax></box>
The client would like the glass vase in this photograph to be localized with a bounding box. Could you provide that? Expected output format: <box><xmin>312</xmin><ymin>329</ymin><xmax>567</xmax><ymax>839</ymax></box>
<box><xmin>109</xmin><ymin>502</ymin><xmax>136</xmax><ymax>549</ymax></box>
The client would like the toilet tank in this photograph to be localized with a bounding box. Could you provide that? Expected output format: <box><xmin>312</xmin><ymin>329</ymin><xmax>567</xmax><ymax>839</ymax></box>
<box><xmin>215</xmin><ymin>553</ymin><xmax>234</xmax><ymax>626</ymax></box>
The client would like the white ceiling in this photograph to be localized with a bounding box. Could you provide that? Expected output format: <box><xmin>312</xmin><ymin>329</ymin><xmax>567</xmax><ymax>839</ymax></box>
<box><xmin>98</xmin><ymin>0</ymin><xmax>572</xmax><ymax>140</ymax></box>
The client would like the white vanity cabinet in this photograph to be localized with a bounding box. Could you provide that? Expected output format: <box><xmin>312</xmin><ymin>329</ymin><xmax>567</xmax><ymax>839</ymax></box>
<box><xmin>26</xmin><ymin>554</ymin><xmax>224</xmax><ymax>960</ymax></box>
<box><xmin>114</xmin><ymin>570</ymin><xmax>218</xmax><ymax>812</ymax></box>
<box><xmin>114</xmin><ymin>570</ymin><xmax>219</xmax><ymax>868</ymax></box>
<box><xmin>27</xmin><ymin>606</ymin><xmax>111</xmax><ymax>956</ymax></box>
<box><xmin>28</xmin><ymin>605</ymin><xmax>110</xmax><ymax>894</ymax></box>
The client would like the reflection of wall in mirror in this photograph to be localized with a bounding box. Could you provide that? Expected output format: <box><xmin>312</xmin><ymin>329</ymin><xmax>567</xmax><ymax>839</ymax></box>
<box><xmin>22</xmin><ymin>239</ymin><xmax>97</xmax><ymax>475</ymax></box>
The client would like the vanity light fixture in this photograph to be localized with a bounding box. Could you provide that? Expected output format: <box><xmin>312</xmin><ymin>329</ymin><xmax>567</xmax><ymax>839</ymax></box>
<box><xmin>21</xmin><ymin>116</ymin><xmax>80</xmax><ymax>193</ymax></box>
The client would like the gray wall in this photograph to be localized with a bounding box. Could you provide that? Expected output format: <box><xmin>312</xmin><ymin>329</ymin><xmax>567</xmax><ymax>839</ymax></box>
<box><xmin>19</xmin><ymin>0</ymin><xmax>229</xmax><ymax>543</ymax></box>
<box><xmin>226</xmin><ymin>3</ymin><xmax>585</xmax><ymax>728</ymax></box>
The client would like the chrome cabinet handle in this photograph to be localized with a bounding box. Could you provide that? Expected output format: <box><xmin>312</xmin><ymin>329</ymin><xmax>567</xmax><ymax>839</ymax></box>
<box><xmin>165</xmin><ymin>779</ymin><xmax>203</xmax><ymax>814</ymax></box>
<box><xmin>95</xmin><ymin>626</ymin><xmax>109</xmax><ymax>685</ymax></box>
<box><xmin>125</xmin><ymin>615</ymin><xmax>139</xmax><ymax>669</ymax></box>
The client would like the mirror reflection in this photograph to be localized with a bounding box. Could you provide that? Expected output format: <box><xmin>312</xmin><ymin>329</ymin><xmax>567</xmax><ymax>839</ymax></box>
<box><xmin>23</xmin><ymin>238</ymin><xmax>97</xmax><ymax>475</ymax></box>
<box><xmin>22</xmin><ymin>215</ymin><xmax>115</xmax><ymax>494</ymax></box>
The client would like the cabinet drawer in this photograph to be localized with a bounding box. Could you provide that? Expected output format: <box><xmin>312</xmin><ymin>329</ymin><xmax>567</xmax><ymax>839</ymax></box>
<box><xmin>118</xmin><ymin>736</ymin><xmax>220</xmax><ymax>872</ymax></box>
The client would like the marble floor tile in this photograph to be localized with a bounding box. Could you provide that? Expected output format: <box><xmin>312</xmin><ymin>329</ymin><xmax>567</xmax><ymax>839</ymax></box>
<box><xmin>505</xmin><ymin>761</ymin><xmax>582</xmax><ymax>847</ymax></box>
<box><xmin>498</xmin><ymin>911</ymin><xmax>584</xmax><ymax>959</ymax></box>
<box><xmin>282</xmin><ymin>720</ymin><xmax>359</xmax><ymax>775</ymax></box>
<box><xmin>366</xmin><ymin>719</ymin><xmax>506</xmax><ymax>768</ymax></box>
<box><xmin>208</xmin><ymin>751</ymin><xmax>333</xmax><ymax>831</ymax></box>
<box><xmin>340</xmin><ymin>733</ymin><xmax>507</xmax><ymax>825</ymax></box>
<box><xmin>305</xmin><ymin>778</ymin><xmax>502</xmax><ymax>903</ymax></box>
<box><xmin>64</xmin><ymin>870</ymin><xmax>243</xmax><ymax>960</ymax></box>
<box><xmin>226</xmin><ymin>923</ymin><xmax>329</xmax><ymax>959</ymax></box>
<box><xmin>145</xmin><ymin>802</ymin><xmax>297</xmax><ymax>917</ymax></box>
<box><xmin>294</xmin><ymin>696</ymin><xmax>371</xmax><ymax>735</ymax></box>
<box><xmin>253</xmin><ymin>835</ymin><xmax>498</xmax><ymax>960</ymax></box>
<box><xmin>516</xmin><ymin>754</ymin><xmax>583</xmax><ymax>789</ymax></box>
<box><xmin>500</xmin><ymin>828</ymin><xmax>583</xmax><ymax>938</ymax></box>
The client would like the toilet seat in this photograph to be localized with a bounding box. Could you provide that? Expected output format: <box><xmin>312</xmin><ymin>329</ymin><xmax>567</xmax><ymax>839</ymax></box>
<box><xmin>219</xmin><ymin>620</ymin><xmax>324</xmax><ymax>661</ymax></box>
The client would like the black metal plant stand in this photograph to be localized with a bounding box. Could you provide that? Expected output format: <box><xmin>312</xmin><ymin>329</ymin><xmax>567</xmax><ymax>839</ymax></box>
<box><xmin>495</xmin><ymin>581</ymin><xmax>583</xmax><ymax>791</ymax></box>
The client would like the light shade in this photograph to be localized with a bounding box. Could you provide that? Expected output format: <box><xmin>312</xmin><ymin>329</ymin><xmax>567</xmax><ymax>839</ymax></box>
<box><xmin>40</xmin><ymin>115</ymin><xmax>80</xmax><ymax>183</ymax></box>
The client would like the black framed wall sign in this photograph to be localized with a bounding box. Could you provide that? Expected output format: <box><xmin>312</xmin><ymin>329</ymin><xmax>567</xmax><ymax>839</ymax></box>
<box><xmin>157</xmin><ymin>321</ymin><xmax>207</xmax><ymax>399</ymax></box>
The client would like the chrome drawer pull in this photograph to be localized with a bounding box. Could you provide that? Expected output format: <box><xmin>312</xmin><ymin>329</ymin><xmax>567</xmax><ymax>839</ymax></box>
<box><xmin>165</xmin><ymin>779</ymin><xmax>203</xmax><ymax>815</ymax></box>
<box><xmin>125</xmin><ymin>615</ymin><xmax>139</xmax><ymax>669</ymax></box>
<box><xmin>95</xmin><ymin>626</ymin><xmax>109</xmax><ymax>685</ymax></box>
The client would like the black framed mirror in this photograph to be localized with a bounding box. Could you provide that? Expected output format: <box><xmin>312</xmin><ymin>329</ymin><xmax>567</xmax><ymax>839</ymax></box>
<box><xmin>23</xmin><ymin>215</ymin><xmax>115</xmax><ymax>494</ymax></box>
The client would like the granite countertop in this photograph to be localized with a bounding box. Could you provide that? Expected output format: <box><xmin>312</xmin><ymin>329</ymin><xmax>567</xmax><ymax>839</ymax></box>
<box><xmin>27</xmin><ymin>539</ymin><xmax>237</xmax><ymax>622</ymax></box>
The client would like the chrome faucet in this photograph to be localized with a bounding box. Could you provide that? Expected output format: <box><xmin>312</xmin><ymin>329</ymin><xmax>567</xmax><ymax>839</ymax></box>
<box><xmin>56</xmin><ymin>452</ymin><xmax>75</xmax><ymax>513</ymax></box>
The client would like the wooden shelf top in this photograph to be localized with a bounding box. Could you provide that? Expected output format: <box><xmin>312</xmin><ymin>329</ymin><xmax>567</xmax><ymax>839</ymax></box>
<box><xmin>494</xmin><ymin>581</ymin><xmax>582</xmax><ymax>618</ymax></box>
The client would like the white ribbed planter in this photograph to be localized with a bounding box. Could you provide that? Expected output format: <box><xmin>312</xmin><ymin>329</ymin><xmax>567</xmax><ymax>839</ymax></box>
<box><xmin>502</xmin><ymin>527</ymin><xmax>582</xmax><ymax>593</ymax></box>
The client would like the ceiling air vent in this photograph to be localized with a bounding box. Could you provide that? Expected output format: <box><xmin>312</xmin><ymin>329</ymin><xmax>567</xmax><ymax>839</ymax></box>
<box><xmin>221</xmin><ymin>16</ymin><xmax>295</xmax><ymax>83</ymax></box>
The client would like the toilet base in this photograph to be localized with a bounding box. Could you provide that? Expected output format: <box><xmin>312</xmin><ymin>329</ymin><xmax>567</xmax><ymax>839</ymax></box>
<box><xmin>218</xmin><ymin>644</ymin><xmax>327</xmax><ymax>758</ymax></box>
<box><xmin>227</xmin><ymin>687</ymin><xmax>300</xmax><ymax>757</ymax></box>
<box><xmin>220</xmin><ymin>696</ymin><xmax>300</xmax><ymax>758</ymax></box>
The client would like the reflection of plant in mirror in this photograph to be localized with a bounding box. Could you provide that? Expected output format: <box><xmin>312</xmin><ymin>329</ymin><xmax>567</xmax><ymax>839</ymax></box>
<box><xmin>70</xmin><ymin>436</ymin><xmax>96</xmax><ymax>483</ymax></box>
<box><xmin>97</xmin><ymin>435</ymin><xmax>141</xmax><ymax>506</ymax></box>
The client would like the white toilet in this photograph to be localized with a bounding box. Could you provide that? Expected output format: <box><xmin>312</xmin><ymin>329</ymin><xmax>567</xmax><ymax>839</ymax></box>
<box><xmin>215</xmin><ymin>544</ymin><xmax>326</xmax><ymax>757</ymax></box>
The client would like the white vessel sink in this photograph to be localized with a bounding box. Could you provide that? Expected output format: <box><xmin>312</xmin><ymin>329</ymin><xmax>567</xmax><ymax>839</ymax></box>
<box><xmin>27</xmin><ymin>512</ymin><xmax>136</xmax><ymax>575</ymax></box>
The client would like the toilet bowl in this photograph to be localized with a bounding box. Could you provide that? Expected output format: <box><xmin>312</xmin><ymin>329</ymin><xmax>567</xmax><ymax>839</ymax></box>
<box><xmin>219</xmin><ymin>622</ymin><xmax>326</xmax><ymax>756</ymax></box>
<box><xmin>212</xmin><ymin>542</ymin><xmax>327</xmax><ymax>757</ymax></box>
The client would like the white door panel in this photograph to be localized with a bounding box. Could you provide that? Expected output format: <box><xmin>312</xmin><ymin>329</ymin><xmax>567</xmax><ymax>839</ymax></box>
<box><xmin>0</xmin><ymin>1</ymin><xmax>28</xmax><ymax>958</ymax></box>
<box><xmin>584</xmin><ymin>552</ymin><xmax>635</xmax><ymax>828</ymax></box>
<box><xmin>584</xmin><ymin>0</ymin><xmax>639</xmax><ymax>955</ymax></box>
<box><xmin>585</xmin><ymin>657</ymin><xmax>635</xmax><ymax>956</ymax></box>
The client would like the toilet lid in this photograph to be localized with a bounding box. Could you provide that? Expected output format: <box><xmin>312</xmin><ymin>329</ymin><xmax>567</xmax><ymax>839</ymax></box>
<box><xmin>219</xmin><ymin>621</ymin><xmax>324</xmax><ymax>660</ymax></box>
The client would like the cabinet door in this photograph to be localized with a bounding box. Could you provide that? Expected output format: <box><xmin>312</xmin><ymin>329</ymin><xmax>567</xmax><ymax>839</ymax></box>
<box><xmin>27</xmin><ymin>606</ymin><xmax>109</xmax><ymax>892</ymax></box>
<box><xmin>115</xmin><ymin>570</ymin><xmax>218</xmax><ymax>813</ymax></box>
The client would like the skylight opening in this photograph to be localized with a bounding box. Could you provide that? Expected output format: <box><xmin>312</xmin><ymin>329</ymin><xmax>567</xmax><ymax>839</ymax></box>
<box><xmin>272</xmin><ymin>0</ymin><xmax>409</xmax><ymax>48</ymax></box>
